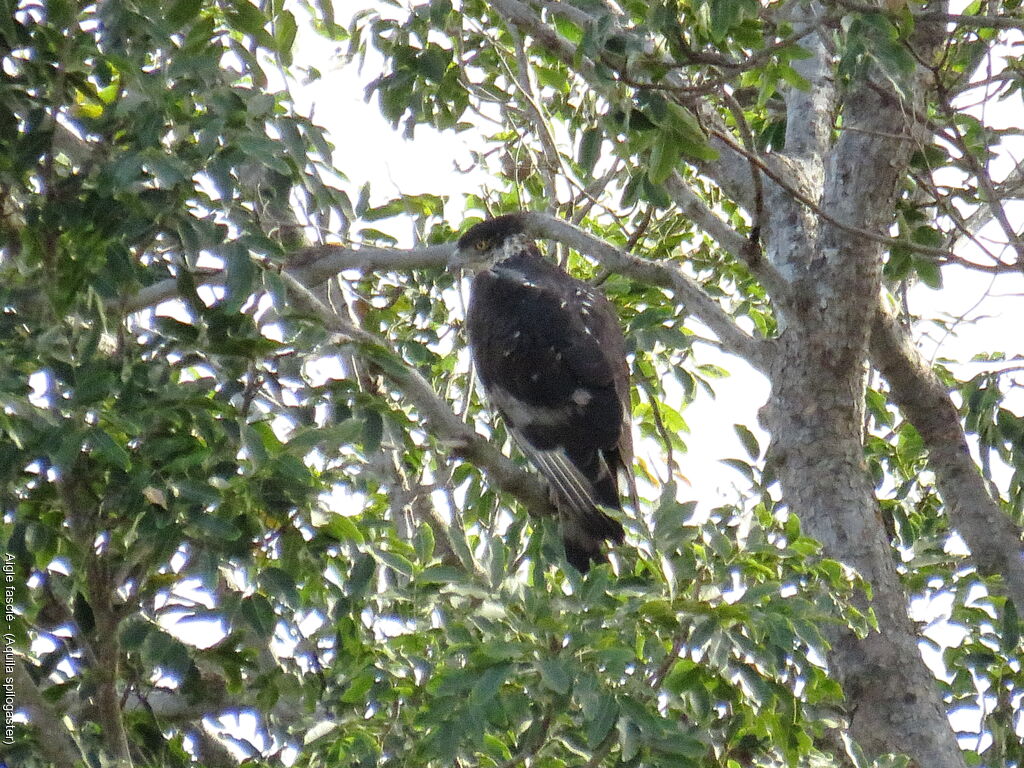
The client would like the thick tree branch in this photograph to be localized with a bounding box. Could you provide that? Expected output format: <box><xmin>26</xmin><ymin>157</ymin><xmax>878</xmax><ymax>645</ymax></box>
<box><xmin>120</xmin><ymin>243</ymin><xmax>454</xmax><ymax>315</ymax></box>
<box><xmin>835</xmin><ymin>1</ymin><xmax>1024</xmax><ymax>31</ymax></box>
<box><xmin>783</xmin><ymin>22</ymin><xmax>834</xmax><ymax>188</ymax></box>
<box><xmin>123</xmin><ymin>228</ymin><xmax>767</xmax><ymax>371</ymax></box>
<box><xmin>870</xmin><ymin>303</ymin><xmax>1024</xmax><ymax>612</ymax></box>
<box><xmin>87</xmin><ymin>557</ymin><xmax>134</xmax><ymax>766</ymax></box>
<box><xmin>277</xmin><ymin>271</ymin><xmax>558</xmax><ymax>520</ymax></box>
<box><xmin>13</xmin><ymin>660</ymin><xmax>85</xmax><ymax>766</ymax></box>
<box><xmin>520</xmin><ymin>211</ymin><xmax>771</xmax><ymax>369</ymax></box>
<box><xmin>761</xmin><ymin>4</ymin><xmax>969</xmax><ymax>764</ymax></box>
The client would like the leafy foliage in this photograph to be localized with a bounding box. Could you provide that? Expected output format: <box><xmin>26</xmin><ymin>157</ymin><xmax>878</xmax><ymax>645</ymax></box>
<box><xmin>2</xmin><ymin>0</ymin><xmax>1024</xmax><ymax>767</ymax></box>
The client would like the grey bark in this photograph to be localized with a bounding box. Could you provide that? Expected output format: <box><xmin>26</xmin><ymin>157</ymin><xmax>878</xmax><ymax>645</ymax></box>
<box><xmin>871</xmin><ymin>303</ymin><xmax>1024</xmax><ymax>611</ymax></box>
<box><xmin>12</xmin><ymin>660</ymin><xmax>84</xmax><ymax>766</ymax></box>
<box><xmin>759</xmin><ymin>5</ymin><xmax>966</xmax><ymax>764</ymax></box>
<box><xmin>114</xmin><ymin>3</ymin><xmax>1009</xmax><ymax>765</ymax></box>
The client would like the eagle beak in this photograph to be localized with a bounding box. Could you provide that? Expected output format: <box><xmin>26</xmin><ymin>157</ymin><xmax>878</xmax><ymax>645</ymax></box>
<box><xmin>449</xmin><ymin>248</ymin><xmax>469</xmax><ymax>269</ymax></box>
<box><xmin>450</xmin><ymin>247</ymin><xmax>493</xmax><ymax>272</ymax></box>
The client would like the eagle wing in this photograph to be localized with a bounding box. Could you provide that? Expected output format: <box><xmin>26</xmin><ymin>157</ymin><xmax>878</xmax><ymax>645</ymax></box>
<box><xmin>467</xmin><ymin>255</ymin><xmax>633</xmax><ymax>571</ymax></box>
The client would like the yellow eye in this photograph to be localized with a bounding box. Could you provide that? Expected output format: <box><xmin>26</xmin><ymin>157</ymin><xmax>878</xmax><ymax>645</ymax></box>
<box><xmin>474</xmin><ymin>239</ymin><xmax>491</xmax><ymax>251</ymax></box>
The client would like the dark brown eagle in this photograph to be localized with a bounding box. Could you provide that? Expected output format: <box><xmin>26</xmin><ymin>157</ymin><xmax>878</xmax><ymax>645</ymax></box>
<box><xmin>455</xmin><ymin>213</ymin><xmax>636</xmax><ymax>572</ymax></box>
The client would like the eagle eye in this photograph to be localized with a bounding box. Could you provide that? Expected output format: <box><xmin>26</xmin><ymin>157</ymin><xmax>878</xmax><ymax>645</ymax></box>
<box><xmin>474</xmin><ymin>239</ymin><xmax>491</xmax><ymax>252</ymax></box>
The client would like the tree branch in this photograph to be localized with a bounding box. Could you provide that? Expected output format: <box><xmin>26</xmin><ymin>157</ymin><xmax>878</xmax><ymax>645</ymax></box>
<box><xmin>664</xmin><ymin>166</ymin><xmax>796</xmax><ymax>312</ymax></box>
<box><xmin>520</xmin><ymin>211</ymin><xmax>771</xmax><ymax>369</ymax></box>
<box><xmin>13</xmin><ymin>660</ymin><xmax>85</xmax><ymax>766</ymax></box>
<box><xmin>835</xmin><ymin>1</ymin><xmax>1024</xmax><ymax>31</ymax></box>
<box><xmin>870</xmin><ymin>302</ymin><xmax>1024</xmax><ymax>612</ymax></box>
<box><xmin>86</xmin><ymin>556</ymin><xmax>135</xmax><ymax>766</ymax></box>
<box><xmin>782</xmin><ymin>20</ymin><xmax>834</xmax><ymax>189</ymax></box>
<box><xmin>123</xmin><ymin>223</ymin><xmax>768</xmax><ymax>371</ymax></box>
<box><xmin>277</xmin><ymin>271</ymin><xmax>558</xmax><ymax>520</ymax></box>
<box><xmin>119</xmin><ymin>243</ymin><xmax>454</xmax><ymax>315</ymax></box>
<box><xmin>490</xmin><ymin>0</ymin><xmax>762</xmax><ymax>211</ymax></box>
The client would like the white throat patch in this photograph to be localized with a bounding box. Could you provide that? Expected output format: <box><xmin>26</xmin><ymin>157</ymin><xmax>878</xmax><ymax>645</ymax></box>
<box><xmin>502</xmin><ymin>233</ymin><xmax>531</xmax><ymax>260</ymax></box>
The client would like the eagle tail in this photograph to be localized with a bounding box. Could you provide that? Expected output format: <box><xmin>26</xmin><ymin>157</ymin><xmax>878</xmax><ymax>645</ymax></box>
<box><xmin>517</xmin><ymin>440</ymin><xmax>625</xmax><ymax>572</ymax></box>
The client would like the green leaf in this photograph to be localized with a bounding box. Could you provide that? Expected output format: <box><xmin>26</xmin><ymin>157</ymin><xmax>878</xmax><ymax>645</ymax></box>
<box><xmin>224</xmin><ymin>242</ymin><xmax>256</xmax><ymax>312</ymax></box>
<box><xmin>1002</xmin><ymin>599</ymin><xmax>1020</xmax><ymax>652</ymax></box>
<box><xmin>779</xmin><ymin>65</ymin><xmax>810</xmax><ymax>91</ymax></box>
<box><xmin>648</xmin><ymin>131</ymin><xmax>681</xmax><ymax>185</ymax></box>
<box><xmin>226</xmin><ymin>0</ymin><xmax>270</xmax><ymax>40</ymax></box>
<box><xmin>538</xmin><ymin>658</ymin><xmax>572</xmax><ymax>695</ymax></box>
<box><xmin>709</xmin><ymin>0</ymin><xmax>742</xmax><ymax>41</ymax></box>
<box><xmin>414</xmin><ymin>523</ymin><xmax>435</xmax><ymax>562</ymax></box>
<box><xmin>324</xmin><ymin>514</ymin><xmax>364</xmax><ymax>544</ymax></box>
<box><xmin>144</xmin><ymin>630</ymin><xmax>192</xmax><ymax>678</ymax></box>
<box><xmin>618</xmin><ymin>717</ymin><xmax>641</xmax><ymax>762</ymax></box>
<box><xmin>362</xmin><ymin>410</ymin><xmax>383</xmax><ymax>454</ymax></box>
<box><xmin>167</xmin><ymin>0</ymin><xmax>203</xmax><ymax>28</ymax></box>
<box><xmin>340</xmin><ymin>670</ymin><xmax>376</xmax><ymax>703</ymax></box>
<box><xmin>274</xmin><ymin>10</ymin><xmax>298</xmax><ymax>58</ymax></box>
<box><xmin>431</xmin><ymin>718</ymin><xmax>462</xmax><ymax>761</ymax></box>
<box><xmin>733</xmin><ymin>424</ymin><xmax>760</xmax><ymax>460</ymax></box>
<box><xmin>579</xmin><ymin>127</ymin><xmax>602</xmax><ymax>177</ymax></box>
<box><xmin>585</xmin><ymin>695</ymin><xmax>618</xmax><ymax>746</ymax></box>
<box><xmin>90</xmin><ymin>428</ymin><xmax>131</xmax><ymax>471</ymax></box>
<box><xmin>674</xmin><ymin>131</ymin><xmax>720</xmax><ymax>162</ymax></box>
<box><xmin>120</xmin><ymin>619</ymin><xmax>153</xmax><ymax>650</ymax></box>
<box><xmin>914</xmin><ymin>258</ymin><xmax>942</xmax><ymax>289</ymax></box>
<box><xmin>371</xmin><ymin>547</ymin><xmax>415</xmax><ymax>576</ymax></box>
<box><xmin>190</xmin><ymin>515</ymin><xmax>242</xmax><ymax>540</ymax></box>
<box><xmin>416</xmin><ymin>565</ymin><xmax>466</xmax><ymax>584</ymax></box>
<box><xmin>259</xmin><ymin>567</ymin><xmax>301</xmax><ymax>608</ymax></box>
<box><xmin>470</xmin><ymin>663</ymin><xmax>511</xmax><ymax>705</ymax></box>
<box><xmin>418</xmin><ymin>45</ymin><xmax>451</xmax><ymax>82</ymax></box>
<box><xmin>664</xmin><ymin>659</ymin><xmax>701</xmax><ymax>695</ymax></box>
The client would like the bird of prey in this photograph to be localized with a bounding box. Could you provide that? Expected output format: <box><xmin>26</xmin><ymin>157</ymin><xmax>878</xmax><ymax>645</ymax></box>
<box><xmin>454</xmin><ymin>213</ymin><xmax>636</xmax><ymax>572</ymax></box>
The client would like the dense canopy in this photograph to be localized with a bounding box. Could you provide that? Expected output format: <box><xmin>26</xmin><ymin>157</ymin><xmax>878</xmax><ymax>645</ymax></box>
<box><xmin>2</xmin><ymin>1</ymin><xmax>1023</xmax><ymax>768</ymax></box>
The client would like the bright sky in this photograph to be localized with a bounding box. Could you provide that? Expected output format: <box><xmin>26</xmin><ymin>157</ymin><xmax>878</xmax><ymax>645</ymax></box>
<box><xmin>82</xmin><ymin>6</ymin><xmax>1016</xmax><ymax>760</ymax></box>
<box><xmin>287</xmin><ymin>13</ymin><xmax>772</xmax><ymax>505</ymax></box>
<box><xmin>284</xmin><ymin>6</ymin><xmax>1024</xmax><ymax>751</ymax></box>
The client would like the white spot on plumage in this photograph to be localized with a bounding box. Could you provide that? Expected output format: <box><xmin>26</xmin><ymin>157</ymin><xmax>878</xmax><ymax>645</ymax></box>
<box><xmin>489</xmin><ymin>386</ymin><xmax>572</xmax><ymax>427</ymax></box>
<box><xmin>572</xmin><ymin>388</ymin><xmax>592</xmax><ymax>406</ymax></box>
<box><xmin>530</xmin><ymin>372</ymin><xmax>540</xmax><ymax>382</ymax></box>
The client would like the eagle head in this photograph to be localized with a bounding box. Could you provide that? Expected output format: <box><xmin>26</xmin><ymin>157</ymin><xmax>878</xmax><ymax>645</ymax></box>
<box><xmin>454</xmin><ymin>213</ymin><xmax>534</xmax><ymax>270</ymax></box>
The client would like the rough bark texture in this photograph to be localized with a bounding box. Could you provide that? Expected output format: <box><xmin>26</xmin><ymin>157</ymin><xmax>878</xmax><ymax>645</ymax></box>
<box><xmin>88</xmin><ymin>558</ymin><xmax>135</xmax><ymax>767</ymax></box>
<box><xmin>13</xmin><ymin>660</ymin><xmax>83</xmax><ymax>766</ymax></box>
<box><xmin>759</xmin><ymin>8</ymin><xmax>967</xmax><ymax>766</ymax></box>
<box><xmin>871</xmin><ymin>304</ymin><xmax>1024</xmax><ymax>611</ymax></box>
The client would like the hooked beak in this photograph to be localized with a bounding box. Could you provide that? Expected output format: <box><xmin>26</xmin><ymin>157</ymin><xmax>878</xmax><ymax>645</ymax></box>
<box><xmin>450</xmin><ymin>246</ymin><xmax>501</xmax><ymax>272</ymax></box>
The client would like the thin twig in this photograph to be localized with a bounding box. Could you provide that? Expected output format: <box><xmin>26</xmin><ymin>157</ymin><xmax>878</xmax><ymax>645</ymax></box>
<box><xmin>648</xmin><ymin>632</ymin><xmax>687</xmax><ymax>689</ymax></box>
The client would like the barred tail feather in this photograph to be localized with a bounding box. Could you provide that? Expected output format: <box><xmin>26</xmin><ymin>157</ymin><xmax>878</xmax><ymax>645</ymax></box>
<box><xmin>514</xmin><ymin>434</ymin><xmax>624</xmax><ymax>572</ymax></box>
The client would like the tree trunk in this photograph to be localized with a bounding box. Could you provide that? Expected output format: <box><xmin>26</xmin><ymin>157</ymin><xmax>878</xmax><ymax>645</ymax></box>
<box><xmin>760</xmin><ymin>20</ymin><xmax>966</xmax><ymax>761</ymax></box>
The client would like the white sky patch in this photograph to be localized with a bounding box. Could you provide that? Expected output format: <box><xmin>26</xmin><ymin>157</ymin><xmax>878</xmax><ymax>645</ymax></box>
<box><xmin>126</xmin><ymin>1</ymin><xmax>1024</xmax><ymax>759</ymax></box>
